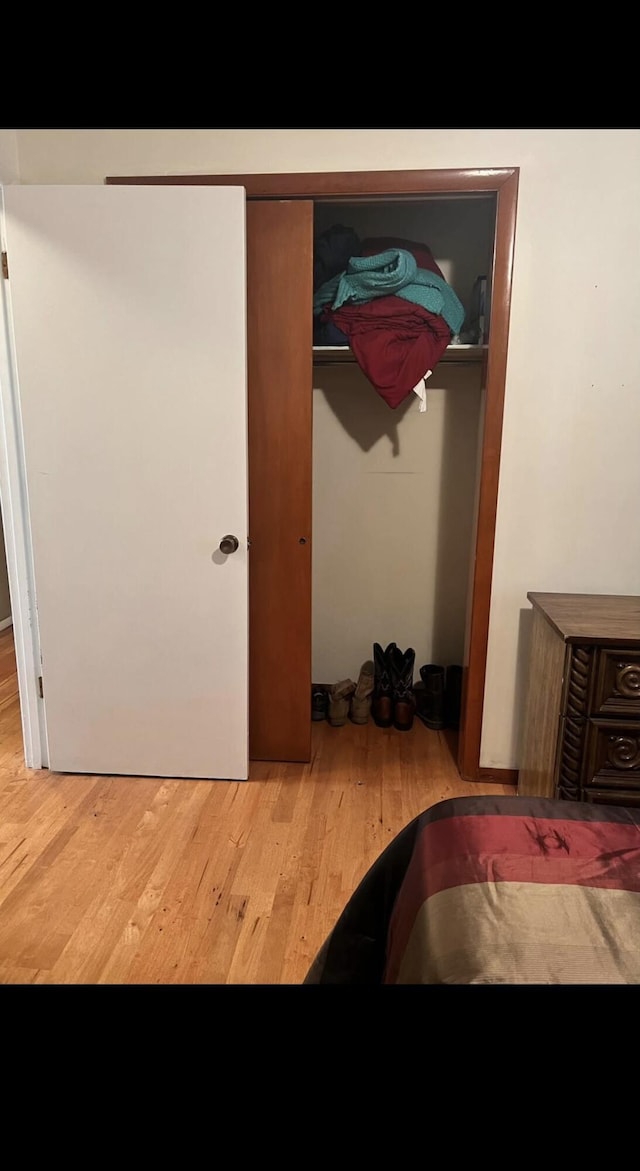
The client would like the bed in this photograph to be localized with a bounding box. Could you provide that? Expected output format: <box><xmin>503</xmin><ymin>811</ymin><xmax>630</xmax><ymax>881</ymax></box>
<box><xmin>304</xmin><ymin>795</ymin><xmax>640</xmax><ymax>984</ymax></box>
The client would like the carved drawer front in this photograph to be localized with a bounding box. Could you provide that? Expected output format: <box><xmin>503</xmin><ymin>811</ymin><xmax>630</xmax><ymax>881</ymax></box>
<box><xmin>582</xmin><ymin>788</ymin><xmax>640</xmax><ymax>808</ymax></box>
<box><xmin>592</xmin><ymin>650</ymin><xmax>640</xmax><ymax>716</ymax></box>
<box><xmin>582</xmin><ymin>719</ymin><xmax>640</xmax><ymax>789</ymax></box>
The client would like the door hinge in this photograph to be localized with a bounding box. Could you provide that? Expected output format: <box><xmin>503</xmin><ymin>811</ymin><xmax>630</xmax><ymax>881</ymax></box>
<box><xmin>1</xmin><ymin>252</ymin><xmax>8</xmax><ymax>280</ymax></box>
<box><xmin>38</xmin><ymin>675</ymin><xmax>44</xmax><ymax>698</ymax></box>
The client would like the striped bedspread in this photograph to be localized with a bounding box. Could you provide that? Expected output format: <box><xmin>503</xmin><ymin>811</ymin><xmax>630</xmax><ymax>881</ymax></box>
<box><xmin>304</xmin><ymin>796</ymin><xmax>640</xmax><ymax>984</ymax></box>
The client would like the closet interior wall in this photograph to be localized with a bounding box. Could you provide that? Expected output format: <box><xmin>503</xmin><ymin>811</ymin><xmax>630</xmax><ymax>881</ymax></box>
<box><xmin>312</xmin><ymin>196</ymin><xmax>496</xmax><ymax>688</ymax></box>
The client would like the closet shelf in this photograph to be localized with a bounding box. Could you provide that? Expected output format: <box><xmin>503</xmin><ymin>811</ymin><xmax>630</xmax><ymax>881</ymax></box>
<box><xmin>312</xmin><ymin>344</ymin><xmax>487</xmax><ymax>366</ymax></box>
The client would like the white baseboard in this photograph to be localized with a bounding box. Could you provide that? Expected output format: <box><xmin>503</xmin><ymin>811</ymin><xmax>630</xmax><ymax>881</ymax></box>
<box><xmin>0</xmin><ymin>616</ymin><xmax>13</xmax><ymax>632</ymax></box>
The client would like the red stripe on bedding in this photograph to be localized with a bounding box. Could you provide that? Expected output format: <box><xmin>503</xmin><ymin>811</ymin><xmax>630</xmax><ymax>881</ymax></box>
<box><xmin>421</xmin><ymin>814</ymin><xmax>640</xmax><ymax>895</ymax></box>
<box><xmin>385</xmin><ymin>813</ymin><xmax>640</xmax><ymax>984</ymax></box>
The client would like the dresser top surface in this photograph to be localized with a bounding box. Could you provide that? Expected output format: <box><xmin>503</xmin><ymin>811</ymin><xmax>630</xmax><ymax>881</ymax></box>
<box><xmin>528</xmin><ymin>592</ymin><xmax>640</xmax><ymax>645</ymax></box>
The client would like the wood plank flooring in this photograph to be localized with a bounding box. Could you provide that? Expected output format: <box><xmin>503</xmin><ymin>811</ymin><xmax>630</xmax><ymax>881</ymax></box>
<box><xmin>0</xmin><ymin>628</ymin><xmax>514</xmax><ymax>983</ymax></box>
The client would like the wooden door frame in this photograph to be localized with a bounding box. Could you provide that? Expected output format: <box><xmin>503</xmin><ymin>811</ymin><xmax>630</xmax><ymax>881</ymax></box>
<box><xmin>107</xmin><ymin>167</ymin><xmax>519</xmax><ymax>782</ymax></box>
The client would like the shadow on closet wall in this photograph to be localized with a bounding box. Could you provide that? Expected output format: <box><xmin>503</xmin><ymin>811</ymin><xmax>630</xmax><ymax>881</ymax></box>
<box><xmin>315</xmin><ymin>366</ymin><xmax>414</xmax><ymax>455</ymax></box>
<box><xmin>430</xmin><ymin>365</ymin><xmax>484</xmax><ymax>667</ymax></box>
<box><xmin>513</xmin><ymin>606</ymin><xmax>534</xmax><ymax>765</ymax></box>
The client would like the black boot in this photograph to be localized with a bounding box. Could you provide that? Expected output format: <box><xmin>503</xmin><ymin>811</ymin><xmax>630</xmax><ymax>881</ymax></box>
<box><xmin>417</xmin><ymin>664</ymin><xmax>445</xmax><ymax>730</ymax></box>
<box><xmin>372</xmin><ymin>642</ymin><xmax>395</xmax><ymax>728</ymax></box>
<box><xmin>311</xmin><ymin>687</ymin><xmax>328</xmax><ymax>722</ymax></box>
<box><xmin>445</xmin><ymin>665</ymin><xmax>463</xmax><ymax>729</ymax></box>
<box><xmin>390</xmin><ymin>646</ymin><xmax>416</xmax><ymax>732</ymax></box>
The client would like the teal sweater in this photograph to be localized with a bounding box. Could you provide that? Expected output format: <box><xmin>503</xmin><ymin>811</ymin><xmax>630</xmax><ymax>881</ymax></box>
<box><xmin>313</xmin><ymin>248</ymin><xmax>465</xmax><ymax>335</ymax></box>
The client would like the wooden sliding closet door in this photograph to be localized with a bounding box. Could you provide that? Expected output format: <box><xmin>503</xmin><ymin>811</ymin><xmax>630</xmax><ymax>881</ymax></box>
<box><xmin>246</xmin><ymin>201</ymin><xmax>313</xmax><ymax>761</ymax></box>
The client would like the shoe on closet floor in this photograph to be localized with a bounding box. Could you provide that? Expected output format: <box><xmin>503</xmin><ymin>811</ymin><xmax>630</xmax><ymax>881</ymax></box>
<box><xmin>350</xmin><ymin>660</ymin><xmax>375</xmax><ymax>724</ymax></box>
<box><xmin>445</xmin><ymin>665</ymin><xmax>463</xmax><ymax>730</ymax></box>
<box><xmin>416</xmin><ymin>664</ymin><xmax>445</xmax><ymax>730</ymax></box>
<box><xmin>390</xmin><ymin>645</ymin><xmax>416</xmax><ymax>732</ymax></box>
<box><xmin>413</xmin><ymin>680</ymin><xmax>427</xmax><ymax>724</ymax></box>
<box><xmin>312</xmin><ymin>687</ymin><xmax>328</xmax><ymax>722</ymax></box>
<box><xmin>372</xmin><ymin>642</ymin><xmax>396</xmax><ymax>728</ymax></box>
<box><xmin>328</xmin><ymin>679</ymin><xmax>357</xmax><ymax>727</ymax></box>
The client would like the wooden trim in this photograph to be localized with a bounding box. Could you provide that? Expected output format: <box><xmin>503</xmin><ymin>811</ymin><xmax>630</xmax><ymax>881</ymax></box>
<box><xmin>0</xmin><ymin>616</ymin><xmax>13</xmax><ymax>632</ymax></box>
<box><xmin>106</xmin><ymin>167</ymin><xmax>518</xmax><ymax>199</ymax></box>
<box><xmin>457</xmin><ymin>170</ymin><xmax>519</xmax><ymax>780</ymax></box>
<box><xmin>246</xmin><ymin>201</ymin><xmax>313</xmax><ymax>761</ymax></box>
<box><xmin>106</xmin><ymin>165</ymin><xmax>519</xmax><ymax>780</ymax></box>
<box><xmin>477</xmin><ymin>767</ymin><xmax>519</xmax><ymax>785</ymax></box>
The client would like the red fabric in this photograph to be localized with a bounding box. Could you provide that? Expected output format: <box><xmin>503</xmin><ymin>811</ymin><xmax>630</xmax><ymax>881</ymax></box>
<box><xmin>359</xmin><ymin>236</ymin><xmax>444</xmax><ymax>280</ymax></box>
<box><xmin>324</xmin><ymin>295</ymin><xmax>451</xmax><ymax>409</ymax></box>
<box><xmin>409</xmin><ymin>814</ymin><xmax>640</xmax><ymax>901</ymax></box>
<box><xmin>384</xmin><ymin>810</ymin><xmax>640</xmax><ymax>985</ymax></box>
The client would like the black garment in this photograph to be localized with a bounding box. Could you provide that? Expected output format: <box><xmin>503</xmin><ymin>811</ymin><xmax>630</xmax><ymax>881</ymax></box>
<box><xmin>313</xmin><ymin>318</ymin><xmax>350</xmax><ymax>346</ymax></box>
<box><xmin>313</xmin><ymin>223</ymin><xmax>360</xmax><ymax>292</ymax></box>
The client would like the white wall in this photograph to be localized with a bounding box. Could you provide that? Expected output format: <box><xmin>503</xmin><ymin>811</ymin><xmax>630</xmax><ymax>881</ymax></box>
<box><xmin>0</xmin><ymin>131</ymin><xmax>19</xmax><ymax>184</ymax></box>
<box><xmin>12</xmin><ymin>129</ymin><xmax>640</xmax><ymax>769</ymax></box>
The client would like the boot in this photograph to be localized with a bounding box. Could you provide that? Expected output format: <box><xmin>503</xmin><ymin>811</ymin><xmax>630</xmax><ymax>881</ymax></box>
<box><xmin>328</xmin><ymin>679</ymin><xmax>356</xmax><ymax>727</ymax></box>
<box><xmin>445</xmin><ymin>665</ymin><xmax>463</xmax><ymax>729</ymax></box>
<box><xmin>417</xmin><ymin>664</ymin><xmax>445</xmax><ymax>730</ymax></box>
<box><xmin>372</xmin><ymin>642</ymin><xmax>396</xmax><ymax>728</ymax></box>
<box><xmin>311</xmin><ymin>687</ymin><xmax>328</xmax><ymax>722</ymax></box>
<box><xmin>390</xmin><ymin>646</ymin><xmax>416</xmax><ymax>732</ymax></box>
<box><xmin>413</xmin><ymin>679</ymin><xmax>428</xmax><ymax>724</ymax></box>
<box><xmin>350</xmin><ymin>660</ymin><xmax>375</xmax><ymax>724</ymax></box>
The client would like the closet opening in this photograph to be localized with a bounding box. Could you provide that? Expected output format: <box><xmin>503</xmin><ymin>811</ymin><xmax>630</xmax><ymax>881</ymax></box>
<box><xmin>311</xmin><ymin>194</ymin><xmax>497</xmax><ymax>753</ymax></box>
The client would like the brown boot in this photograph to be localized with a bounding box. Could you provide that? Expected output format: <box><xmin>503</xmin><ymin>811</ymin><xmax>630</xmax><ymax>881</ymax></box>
<box><xmin>328</xmin><ymin>679</ymin><xmax>356</xmax><ymax>727</ymax></box>
<box><xmin>350</xmin><ymin>660</ymin><xmax>375</xmax><ymax>724</ymax></box>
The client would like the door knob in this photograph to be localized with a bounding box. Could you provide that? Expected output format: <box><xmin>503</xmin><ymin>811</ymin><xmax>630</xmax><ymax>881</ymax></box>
<box><xmin>219</xmin><ymin>534</ymin><xmax>239</xmax><ymax>555</ymax></box>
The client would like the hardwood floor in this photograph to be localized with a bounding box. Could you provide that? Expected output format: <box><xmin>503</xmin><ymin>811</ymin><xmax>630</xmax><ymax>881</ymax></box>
<box><xmin>0</xmin><ymin>627</ymin><xmax>514</xmax><ymax>983</ymax></box>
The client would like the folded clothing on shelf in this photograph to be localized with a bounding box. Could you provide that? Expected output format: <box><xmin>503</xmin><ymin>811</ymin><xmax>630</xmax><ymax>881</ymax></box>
<box><xmin>321</xmin><ymin>295</ymin><xmax>451</xmax><ymax>409</ymax></box>
<box><xmin>312</xmin><ymin>234</ymin><xmax>460</xmax><ymax>409</ymax></box>
<box><xmin>314</xmin><ymin>249</ymin><xmax>464</xmax><ymax>336</ymax></box>
<box><xmin>359</xmin><ymin>236</ymin><xmax>445</xmax><ymax>281</ymax></box>
<box><xmin>313</xmin><ymin>318</ymin><xmax>351</xmax><ymax>346</ymax></box>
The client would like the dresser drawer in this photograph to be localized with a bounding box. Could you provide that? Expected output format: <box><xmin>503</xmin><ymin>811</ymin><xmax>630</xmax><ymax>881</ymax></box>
<box><xmin>581</xmin><ymin>788</ymin><xmax>640</xmax><ymax>808</ymax></box>
<box><xmin>591</xmin><ymin>649</ymin><xmax>640</xmax><ymax>716</ymax></box>
<box><xmin>582</xmin><ymin>718</ymin><xmax>640</xmax><ymax>789</ymax></box>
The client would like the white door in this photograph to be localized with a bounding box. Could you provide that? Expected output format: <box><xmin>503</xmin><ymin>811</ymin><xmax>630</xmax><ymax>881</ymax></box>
<box><xmin>2</xmin><ymin>184</ymin><xmax>248</xmax><ymax>780</ymax></box>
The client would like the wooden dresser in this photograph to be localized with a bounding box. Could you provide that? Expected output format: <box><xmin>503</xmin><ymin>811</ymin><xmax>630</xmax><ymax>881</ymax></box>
<box><xmin>518</xmin><ymin>593</ymin><xmax>640</xmax><ymax>805</ymax></box>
